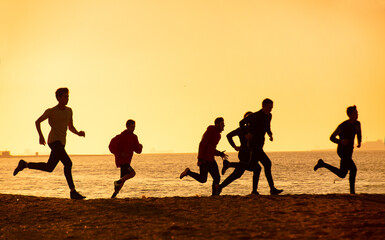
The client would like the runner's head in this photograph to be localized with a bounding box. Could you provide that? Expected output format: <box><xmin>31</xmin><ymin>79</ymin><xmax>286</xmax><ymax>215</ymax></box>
<box><xmin>215</xmin><ymin>117</ymin><xmax>225</xmax><ymax>132</ymax></box>
<box><xmin>262</xmin><ymin>98</ymin><xmax>273</xmax><ymax>114</ymax></box>
<box><xmin>126</xmin><ymin>119</ymin><xmax>136</xmax><ymax>132</ymax></box>
<box><xmin>347</xmin><ymin>105</ymin><xmax>358</xmax><ymax>121</ymax></box>
<box><xmin>55</xmin><ymin>88</ymin><xmax>69</xmax><ymax>106</ymax></box>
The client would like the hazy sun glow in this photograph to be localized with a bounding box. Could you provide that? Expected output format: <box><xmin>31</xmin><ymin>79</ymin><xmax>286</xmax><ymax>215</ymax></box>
<box><xmin>1</xmin><ymin>0</ymin><xmax>385</xmax><ymax>154</ymax></box>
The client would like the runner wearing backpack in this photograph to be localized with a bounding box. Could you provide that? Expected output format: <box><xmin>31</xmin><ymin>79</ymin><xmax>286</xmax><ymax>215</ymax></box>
<box><xmin>109</xmin><ymin>119</ymin><xmax>143</xmax><ymax>198</ymax></box>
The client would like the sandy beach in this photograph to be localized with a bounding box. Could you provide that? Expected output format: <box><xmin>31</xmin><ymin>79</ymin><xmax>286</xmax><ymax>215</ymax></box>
<box><xmin>0</xmin><ymin>194</ymin><xmax>384</xmax><ymax>239</ymax></box>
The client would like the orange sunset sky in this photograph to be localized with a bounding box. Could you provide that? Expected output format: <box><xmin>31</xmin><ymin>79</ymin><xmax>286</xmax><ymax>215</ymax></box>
<box><xmin>1</xmin><ymin>0</ymin><xmax>385</xmax><ymax>155</ymax></box>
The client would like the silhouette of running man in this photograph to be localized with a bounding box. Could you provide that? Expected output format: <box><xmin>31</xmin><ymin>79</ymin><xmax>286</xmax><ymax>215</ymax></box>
<box><xmin>180</xmin><ymin>117</ymin><xmax>228</xmax><ymax>196</ymax></box>
<box><xmin>110</xmin><ymin>119</ymin><xmax>143</xmax><ymax>198</ymax></box>
<box><xmin>314</xmin><ymin>105</ymin><xmax>361</xmax><ymax>194</ymax></box>
<box><xmin>13</xmin><ymin>88</ymin><xmax>86</xmax><ymax>199</ymax></box>
<box><xmin>218</xmin><ymin>112</ymin><xmax>262</xmax><ymax>195</ymax></box>
<box><xmin>239</xmin><ymin>98</ymin><xmax>283</xmax><ymax>195</ymax></box>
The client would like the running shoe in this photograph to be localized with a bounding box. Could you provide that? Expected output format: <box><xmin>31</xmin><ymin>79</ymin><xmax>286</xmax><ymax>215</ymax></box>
<box><xmin>70</xmin><ymin>191</ymin><xmax>86</xmax><ymax>200</ymax></box>
<box><xmin>111</xmin><ymin>191</ymin><xmax>118</xmax><ymax>199</ymax></box>
<box><xmin>221</xmin><ymin>160</ymin><xmax>230</xmax><ymax>175</ymax></box>
<box><xmin>270</xmin><ymin>188</ymin><xmax>283</xmax><ymax>195</ymax></box>
<box><xmin>179</xmin><ymin>168</ymin><xmax>190</xmax><ymax>179</ymax></box>
<box><xmin>314</xmin><ymin>159</ymin><xmax>324</xmax><ymax>171</ymax></box>
<box><xmin>13</xmin><ymin>160</ymin><xmax>27</xmax><ymax>176</ymax></box>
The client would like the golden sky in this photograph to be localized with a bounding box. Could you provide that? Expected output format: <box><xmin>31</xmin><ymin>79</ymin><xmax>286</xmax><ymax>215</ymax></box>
<box><xmin>1</xmin><ymin>0</ymin><xmax>385</xmax><ymax>155</ymax></box>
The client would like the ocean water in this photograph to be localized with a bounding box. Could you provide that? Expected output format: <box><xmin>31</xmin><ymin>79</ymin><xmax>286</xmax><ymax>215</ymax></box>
<box><xmin>1</xmin><ymin>151</ymin><xmax>384</xmax><ymax>199</ymax></box>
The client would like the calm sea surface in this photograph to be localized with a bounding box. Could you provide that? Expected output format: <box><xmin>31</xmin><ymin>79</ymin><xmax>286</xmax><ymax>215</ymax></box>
<box><xmin>1</xmin><ymin>151</ymin><xmax>384</xmax><ymax>199</ymax></box>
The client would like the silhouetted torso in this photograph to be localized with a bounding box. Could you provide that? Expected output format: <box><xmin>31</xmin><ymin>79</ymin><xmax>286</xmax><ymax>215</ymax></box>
<box><xmin>227</xmin><ymin>127</ymin><xmax>251</xmax><ymax>163</ymax></box>
<box><xmin>198</xmin><ymin>125</ymin><xmax>221</xmax><ymax>162</ymax></box>
<box><xmin>41</xmin><ymin>106</ymin><xmax>72</xmax><ymax>146</ymax></box>
<box><xmin>240</xmin><ymin>109</ymin><xmax>272</xmax><ymax>149</ymax></box>
<box><xmin>331</xmin><ymin>120</ymin><xmax>362</xmax><ymax>151</ymax></box>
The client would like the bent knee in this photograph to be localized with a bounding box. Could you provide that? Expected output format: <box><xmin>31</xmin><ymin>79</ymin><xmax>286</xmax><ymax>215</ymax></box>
<box><xmin>199</xmin><ymin>178</ymin><xmax>208</xmax><ymax>183</ymax></box>
<box><xmin>263</xmin><ymin>165</ymin><xmax>272</xmax><ymax>172</ymax></box>
<box><xmin>338</xmin><ymin>170</ymin><xmax>349</xmax><ymax>178</ymax></box>
<box><xmin>261</xmin><ymin>161</ymin><xmax>272</xmax><ymax>168</ymax></box>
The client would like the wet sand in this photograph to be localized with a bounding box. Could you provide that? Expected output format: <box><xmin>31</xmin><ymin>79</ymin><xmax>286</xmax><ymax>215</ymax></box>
<box><xmin>0</xmin><ymin>194</ymin><xmax>384</xmax><ymax>239</ymax></box>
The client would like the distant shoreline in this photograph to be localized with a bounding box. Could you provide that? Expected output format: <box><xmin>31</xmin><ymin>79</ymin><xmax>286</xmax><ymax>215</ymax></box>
<box><xmin>1</xmin><ymin>149</ymin><xmax>385</xmax><ymax>158</ymax></box>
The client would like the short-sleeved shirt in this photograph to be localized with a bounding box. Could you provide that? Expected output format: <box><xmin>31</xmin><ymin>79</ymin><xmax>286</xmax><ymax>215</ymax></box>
<box><xmin>40</xmin><ymin>106</ymin><xmax>72</xmax><ymax>146</ymax></box>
